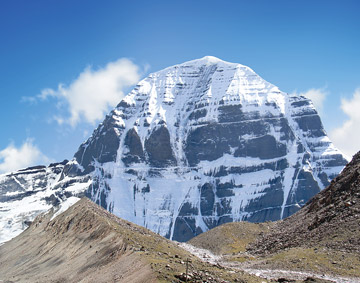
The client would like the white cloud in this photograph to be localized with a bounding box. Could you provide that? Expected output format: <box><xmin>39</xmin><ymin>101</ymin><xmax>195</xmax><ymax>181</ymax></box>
<box><xmin>29</xmin><ymin>58</ymin><xmax>142</xmax><ymax>127</ymax></box>
<box><xmin>293</xmin><ymin>88</ymin><xmax>327</xmax><ymax>114</ymax></box>
<box><xmin>0</xmin><ymin>139</ymin><xmax>52</xmax><ymax>173</ymax></box>
<box><xmin>330</xmin><ymin>88</ymin><xmax>360</xmax><ymax>159</ymax></box>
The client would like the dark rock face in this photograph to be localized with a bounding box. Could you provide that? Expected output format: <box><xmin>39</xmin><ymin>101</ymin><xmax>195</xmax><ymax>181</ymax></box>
<box><xmin>245</xmin><ymin>182</ymin><xmax>284</xmax><ymax>222</ymax></box>
<box><xmin>288</xmin><ymin>170</ymin><xmax>320</xmax><ymax>205</ymax></box>
<box><xmin>236</xmin><ymin>134</ymin><xmax>287</xmax><ymax>159</ymax></box>
<box><xmin>145</xmin><ymin>126</ymin><xmax>177</xmax><ymax>167</ymax></box>
<box><xmin>69</xmin><ymin>114</ymin><xmax>122</xmax><ymax>175</ymax></box>
<box><xmin>173</xmin><ymin>202</ymin><xmax>202</xmax><ymax>242</ymax></box>
<box><xmin>185</xmin><ymin>117</ymin><xmax>291</xmax><ymax>166</ymax></box>
<box><xmin>218</xmin><ymin>104</ymin><xmax>245</xmax><ymax>122</ymax></box>
<box><xmin>122</xmin><ymin>128</ymin><xmax>145</xmax><ymax>165</ymax></box>
<box><xmin>200</xmin><ymin>183</ymin><xmax>215</xmax><ymax>216</ymax></box>
<box><xmin>294</xmin><ymin>115</ymin><xmax>325</xmax><ymax>137</ymax></box>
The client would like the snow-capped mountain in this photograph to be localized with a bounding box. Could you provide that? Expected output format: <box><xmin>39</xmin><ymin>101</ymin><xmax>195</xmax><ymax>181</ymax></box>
<box><xmin>0</xmin><ymin>56</ymin><xmax>348</xmax><ymax>243</ymax></box>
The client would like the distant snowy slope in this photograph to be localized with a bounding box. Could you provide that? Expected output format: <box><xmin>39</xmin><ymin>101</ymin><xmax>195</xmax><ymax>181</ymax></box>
<box><xmin>0</xmin><ymin>161</ymin><xmax>88</xmax><ymax>243</ymax></box>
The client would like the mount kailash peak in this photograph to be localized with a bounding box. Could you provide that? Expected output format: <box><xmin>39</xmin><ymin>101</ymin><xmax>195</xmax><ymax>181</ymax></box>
<box><xmin>0</xmin><ymin>56</ymin><xmax>348</xmax><ymax>243</ymax></box>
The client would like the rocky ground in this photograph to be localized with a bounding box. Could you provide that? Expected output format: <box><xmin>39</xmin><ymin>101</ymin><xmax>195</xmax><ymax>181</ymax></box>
<box><xmin>188</xmin><ymin>221</ymin><xmax>275</xmax><ymax>256</ymax></box>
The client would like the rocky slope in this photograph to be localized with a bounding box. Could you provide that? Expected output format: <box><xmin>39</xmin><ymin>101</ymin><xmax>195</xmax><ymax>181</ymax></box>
<box><xmin>0</xmin><ymin>198</ymin><xmax>262</xmax><ymax>283</ymax></box>
<box><xmin>0</xmin><ymin>56</ymin><xmax>348</xmax><ymax>243</ymax></box>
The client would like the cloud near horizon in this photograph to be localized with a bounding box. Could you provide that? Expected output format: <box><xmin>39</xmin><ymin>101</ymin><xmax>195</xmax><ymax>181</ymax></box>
<box><xmin>330</xmin><ymin>88</ymin><xmax>360</xmax><ymax>159</ymax></box>
<box><xmin>0</xmin><ymin>139</ymin><xmax>52</xmax><ymax>174</ymax></box>
<box><xmin>26</xmin><ymin>58</ymin><xmax>142</xmax><ymax>127</ymax></box>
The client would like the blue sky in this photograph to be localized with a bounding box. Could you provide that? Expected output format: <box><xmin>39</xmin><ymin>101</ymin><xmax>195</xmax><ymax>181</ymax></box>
<box><xmin>0</xmin><ymin>0</ymin><xmax>359</xmax><ymax>172</ymax></box>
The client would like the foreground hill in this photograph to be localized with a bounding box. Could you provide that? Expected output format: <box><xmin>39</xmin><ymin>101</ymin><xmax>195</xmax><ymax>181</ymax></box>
<box><xmin>0</xmin><ymin>198</ymin><xmax>261</xmax><ymax>283</ymax></box>
<box><xmin>188</xmin><ymin>152</ymin><xmax>360</xmax><ymax>281</ymax></box>
<box><xmin>0</xmin><ymin>56</ymin><xmax>347</xmax><ymax>244</ymax></box>
<box><xmin>189</xmin><ymin>221</ymin><xmax>274</xmax><ymax>256</ymax></box>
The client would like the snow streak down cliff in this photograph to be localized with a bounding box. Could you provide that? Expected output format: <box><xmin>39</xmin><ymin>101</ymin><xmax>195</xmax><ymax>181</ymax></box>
<box><xmin>0</xmin><ymin>57</ymin><xmax>348</xmax><ymax>243</ymax></box>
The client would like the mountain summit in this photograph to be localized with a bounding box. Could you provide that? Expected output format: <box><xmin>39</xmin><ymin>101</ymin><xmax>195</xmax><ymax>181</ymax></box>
<box><xmin>0</xmin><ymin>57</ymin><xmax>348</xmax><ymax>242</ymax></box>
